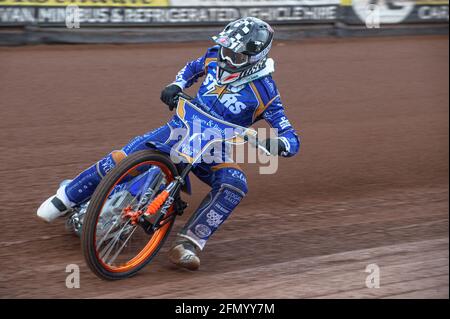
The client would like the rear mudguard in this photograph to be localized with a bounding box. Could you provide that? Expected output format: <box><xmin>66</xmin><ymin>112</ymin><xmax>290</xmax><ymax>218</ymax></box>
<box><xmin>145</xmin><ymin>141</ymin><xmax>192</xmax><ymax>195</ymax></box>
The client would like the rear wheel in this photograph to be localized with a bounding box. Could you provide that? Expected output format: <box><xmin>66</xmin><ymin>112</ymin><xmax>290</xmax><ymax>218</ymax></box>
<box><xmin>81</xmin><ymin>150</ymin><xmax>179</xmax><ymax>280</ymax></box>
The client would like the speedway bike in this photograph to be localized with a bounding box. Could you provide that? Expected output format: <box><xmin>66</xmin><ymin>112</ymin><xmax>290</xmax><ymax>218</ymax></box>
<box><xmin>67</xmin><ymin>93</ymin><xmax>270</xmax><ymax>280</ymax></box>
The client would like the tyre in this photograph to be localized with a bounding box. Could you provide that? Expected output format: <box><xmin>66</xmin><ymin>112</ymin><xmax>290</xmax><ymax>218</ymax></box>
<box><xmin>81</xmin><ymin>150</ymin><xmax>178</xmax><ymax>280</ymax></box>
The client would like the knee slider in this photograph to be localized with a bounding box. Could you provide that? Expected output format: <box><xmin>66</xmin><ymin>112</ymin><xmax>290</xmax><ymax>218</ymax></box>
<box><xmin>216</xmin><ymin>168</ymin><xmax>248</xmax><ymax>196</ymax></box>
<box><xmin>111</xmin><ymin>150</ymin><xmax>127</xmax><ymax>164</ymax></box>
<box><xmin>96</xmin><ymin>150</ymin><xmax>127</xmax><ymax>178</ymax></box>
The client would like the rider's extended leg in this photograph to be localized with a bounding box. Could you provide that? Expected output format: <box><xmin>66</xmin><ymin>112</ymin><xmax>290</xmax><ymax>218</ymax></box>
<box><xmin>64</xmin><ymin>150</ymin><xmax>127</xmax><ymax>205</ymax></box>
<box><xmin>168</xmin><ymin>163</ymin><xmax>248</xmax><ymax>270</ymax></box>
<box><xmin>36</xmin><ymin>124</ymin><xmax>173</xmax><ymax>222</ymax></box>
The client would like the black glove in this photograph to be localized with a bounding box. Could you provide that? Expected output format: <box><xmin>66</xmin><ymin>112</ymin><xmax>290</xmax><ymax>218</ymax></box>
<box><xmin>160</xmin><ymin>84</ymin><xmax>182</xmax><ymax>111</ymax></box>
<box><xmin>263</xmin><ymin>138</ymin><xmax>287</xmax><ymax>156</ymax></box>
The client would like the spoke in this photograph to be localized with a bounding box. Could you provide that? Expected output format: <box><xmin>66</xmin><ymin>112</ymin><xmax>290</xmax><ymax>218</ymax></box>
<box><xmin>107</xmin><ymin>226</ymin><xmax>138</xmax><ymax>265</ymax></box>
<box><xmin>98</xmin><ymin>231</ymin><xmax>120</xmax><ymax>243</ymax></box>
<box><xmin>128</xmin><ymin>194</ymin><xmax>140</xmax><ymax>209</ymax></box>
<box><xmin>96</xmin><ymin>216</ymin><xmax>121</xmax><ymax>248</ymax></box>
<box><xmin>98</xmin><ymin>231</ymin><xmax>120</xmax><ymax>262</ymax></box>
<box><xmin>99</xmin><ymin>220</ymin><xmax>131</xmax><ymax>262</ymax></box>
<box><xmin>99</xmin><ymin>237</ymin><xmax>117</xmax><ymax>262</ymax></box>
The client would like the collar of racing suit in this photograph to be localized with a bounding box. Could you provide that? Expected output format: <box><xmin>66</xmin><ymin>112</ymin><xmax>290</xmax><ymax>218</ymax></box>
<box><xmin>228</xmin><ymin>58</ymin><xmax>275</xmax><ymax>87</ymax></box>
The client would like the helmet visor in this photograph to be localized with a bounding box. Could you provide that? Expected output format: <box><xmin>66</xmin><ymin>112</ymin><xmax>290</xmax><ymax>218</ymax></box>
<box><xmin>220</xmin><ymin>47</ymin><xmax>249</xmax><ymax>68</ymax></box>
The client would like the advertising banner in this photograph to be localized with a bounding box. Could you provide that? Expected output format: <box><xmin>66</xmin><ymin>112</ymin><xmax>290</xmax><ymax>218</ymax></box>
<box><xmin>0</xmin><ymin>1</ymin><xmax>340</xmax><ymax>25</ymax></box>
<box><xmin>169</xmin><ymin>0</ymin><xmax>340</xmax><ymax>5</ymax></box>
<box><xmin>0</xmin><ymin>0</ymin><xmax>169</xmax><ymax>6</ymax></box>
<box><xmin>0</xmin><ymin>0</ymin><xmax>448</xmax><ymax>26</ymax></box>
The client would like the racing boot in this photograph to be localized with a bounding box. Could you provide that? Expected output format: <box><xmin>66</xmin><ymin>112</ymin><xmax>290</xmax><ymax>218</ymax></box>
<box><xmin>37</xmin><ymin>180</ymin><xmax>75</xmax><ymax>223</ymax></box>
<box><xmin>168</xmin><ymin>236</ymin><xmax>201</xmax><ymax>271</ymax></box>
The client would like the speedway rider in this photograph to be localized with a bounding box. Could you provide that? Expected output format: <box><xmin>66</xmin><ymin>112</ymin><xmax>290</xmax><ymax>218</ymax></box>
<box><xmin>37</xmin><ymin>17</ymin><xmax>300</xmax><ymax>271</ymax></box>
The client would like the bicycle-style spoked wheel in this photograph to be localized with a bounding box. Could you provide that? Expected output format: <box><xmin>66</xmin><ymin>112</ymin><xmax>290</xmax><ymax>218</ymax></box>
<box><xmin>82</xmin><ymin>150</ymin><xmax>180</xmax><ymax>280</ymax></box>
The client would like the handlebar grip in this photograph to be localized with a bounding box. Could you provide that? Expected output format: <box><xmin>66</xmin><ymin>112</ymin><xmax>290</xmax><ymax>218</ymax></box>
<box><xmin>243</xmin><ymin>134</ymin><xmax>271</xmax><ymax>156</ymax></box>
<box><xmin>171</xmin><ymin>92</ymin><xmax>193</xmax><ymax>110</ymax></box>
<box><xmin>177</xmin><ymin>92</ymin><xmax>194</xmax><ymax>101</ymax></box>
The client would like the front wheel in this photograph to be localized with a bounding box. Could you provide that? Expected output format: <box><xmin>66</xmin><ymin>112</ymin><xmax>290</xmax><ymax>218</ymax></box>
<box><xmin>81</xmin><ymin>150</ymin><xmax>179</xmax><ymax>280</ymax></box>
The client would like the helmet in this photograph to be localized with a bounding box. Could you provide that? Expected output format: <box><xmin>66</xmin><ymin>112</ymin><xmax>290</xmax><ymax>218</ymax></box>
<box><xmin>212</xmin><ymin>17</ymin><xmax>274</xmax><ymax>85</ymax></box>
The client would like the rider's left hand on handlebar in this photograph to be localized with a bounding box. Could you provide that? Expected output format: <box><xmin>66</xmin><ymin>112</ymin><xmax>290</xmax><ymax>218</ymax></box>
<box><xmin>160</xmin><ymin>84</ymin><xmax>182</xmax><ymax>111</ymax></box>
<box><xmin>263</xmin><ymin>138</ymin><xmax>287</xmax><ymax>156</ymax></box>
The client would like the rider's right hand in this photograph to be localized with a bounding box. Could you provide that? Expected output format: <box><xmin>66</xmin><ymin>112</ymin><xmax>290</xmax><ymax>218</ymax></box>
<box><xmin>160</xmin><ymin>84</ymin><xmax>182</xmax><ymax>111</ymax></box>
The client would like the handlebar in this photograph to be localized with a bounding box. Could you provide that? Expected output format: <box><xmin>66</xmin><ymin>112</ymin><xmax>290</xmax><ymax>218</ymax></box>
<box><xmin>176</xmin><ymin>91</ymin><xmax>273</xmax><ymax>156</ymax></box>
<box><xmin>243</xmin><ymin>134</ymin><xmax>272</xmax><ymax>157</ymax></box>
<box><xmin>176</xmin><ymin>92</ymin><xmax>194</xmax><ymax>101</ymax></box>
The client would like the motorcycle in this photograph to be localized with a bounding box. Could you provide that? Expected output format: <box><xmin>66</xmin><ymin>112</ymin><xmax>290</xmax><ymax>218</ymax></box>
<box><xmin>68</xmin><ymin>93</ymin><xmax>270</xmax><ymax>280</ymax></box>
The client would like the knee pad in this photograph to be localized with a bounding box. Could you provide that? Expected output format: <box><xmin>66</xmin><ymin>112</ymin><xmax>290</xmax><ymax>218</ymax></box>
<box><xmin>213</xmin><ymin>167</ymin><xmax>248</xmax><ymax>196</ymax></box>
<box><xmin>96</xmin><ymin>150</ymin><xmax>126</xmax><ymax>178</ymax></box>
<box><xmin>111</xmin><ymin>150</ymin><xmax>126</xmax><ymax>163</ymax></box>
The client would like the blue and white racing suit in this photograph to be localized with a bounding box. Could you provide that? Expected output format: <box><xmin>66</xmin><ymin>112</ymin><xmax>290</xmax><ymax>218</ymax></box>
<box><xmin>64</xmin><ymin>46</ymin><xmax>300</xmax><ymax>250</ymax></box>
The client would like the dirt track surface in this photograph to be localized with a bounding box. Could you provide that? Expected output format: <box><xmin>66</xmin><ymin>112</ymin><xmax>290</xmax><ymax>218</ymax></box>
<box><xmin>0</xmin><ymin>36</ymin><xmax>448</xmax><ymax>299</ymax></box>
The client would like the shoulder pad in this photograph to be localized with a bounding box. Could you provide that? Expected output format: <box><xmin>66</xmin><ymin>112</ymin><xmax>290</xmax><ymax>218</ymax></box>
<box><xmin>251</xmin><ymin>75</ymin><xmax>279</xmax><ymax>104</ymax></box>
<box><xmin>259</xmin><ymin>75</ymin><xmax>279</xmax><ymax>97</ymax></box>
